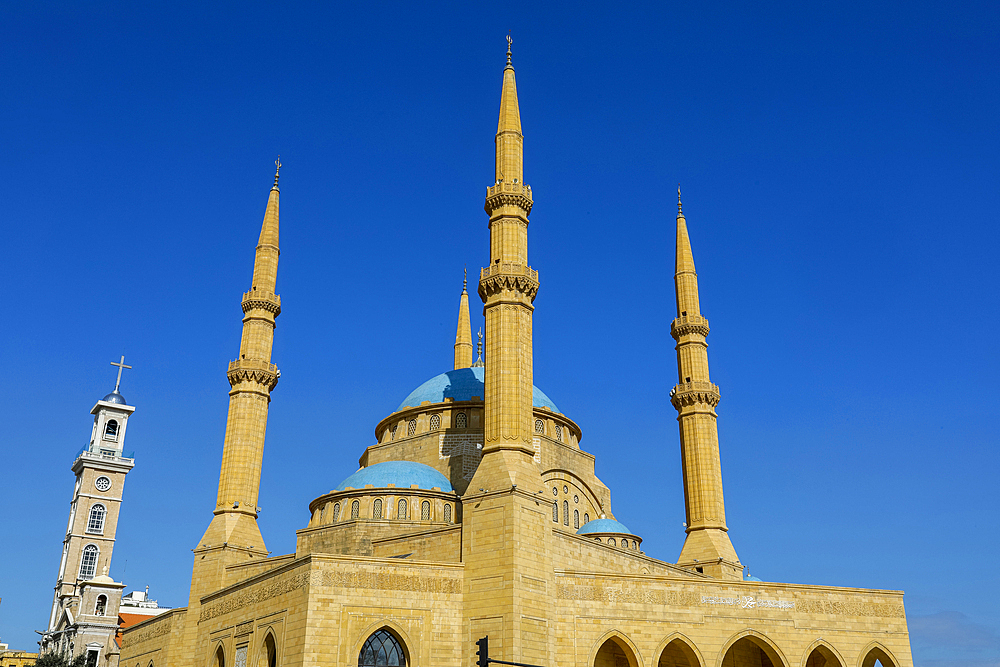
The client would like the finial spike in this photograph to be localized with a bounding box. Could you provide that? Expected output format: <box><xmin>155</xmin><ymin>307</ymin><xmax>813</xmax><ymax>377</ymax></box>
<box><xmin>272</xmin><ymin>156</ymin><xmax>282</xmax><ymax>190</ymax></box>
<box><xmin>677</xmin><ymin>184</ymin><xmax>683</xmax><ymax>216</ymax></box>
<box><xmin>463</xmin><ymin>266</ymin><xmax>468</xmax><ymax>292</ymax></box>
<box><xmin>506</xmin><ymin>33</ymin><xmax>512</xmax><ymax>67</ymax></box>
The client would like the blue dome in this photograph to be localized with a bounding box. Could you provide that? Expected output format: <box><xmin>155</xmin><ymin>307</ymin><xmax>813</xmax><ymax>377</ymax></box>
<box><xmin>335</xmin><ymin>461</ymin><xmax>454</xmax><ymax>492</ymax></box>
<box><xmin>101</xmin><ymin>390</ymin><xmax>127</xmax><ymax>405</ymax></box>
<box><xmin>397</xmin><ymin>367</ymin><xmax>559</xmax><ymax>413</ymax></box>
<box><xmin>577</xmin><ymin>518</ymin><xmax>634</xmax><ymax>536</ymax></box>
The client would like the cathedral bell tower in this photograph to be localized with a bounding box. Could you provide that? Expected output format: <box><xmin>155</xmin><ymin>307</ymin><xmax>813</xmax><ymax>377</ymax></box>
<box><xmin>670</xmin><ymin>190</ymin><xmax>742</xmax><ymax>580</ymax></box>
<box><xmin>41</xmin><ymin>357</ymin><xmax>135</xmax><ymax>665</ymax></box>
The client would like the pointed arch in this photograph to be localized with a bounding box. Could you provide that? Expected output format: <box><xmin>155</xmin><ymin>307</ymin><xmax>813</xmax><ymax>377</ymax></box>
<box><xmin>257</xmin><ymin>630</ymin><xmax>278</xmax><ymax>667</ymax></box>
<box><xmin>590</xmin><ymin>630</ymin><xmax>643</xmax><ymax>667</ymax></box>
<box><xmin>654</xmin><ymin>633</ymin><xmax>705</xmax><ymax>667</ymax></box>
<box><xmin>210</xmin><ymin>643</ymin><xmax>225</xmax><ymax>667</ymax></box>
<box><xmin>858</xmin><ymin>642</ymin><xmax>899</xmax><ymax>667</ymax></box>
<box><xmin>801</xmin><ymin>640</ymin><xmax>845</xmax><ymax>667</ymax></box>
<box><xmin>717</xmin><ymin>630</ymin><xmax>789</xmax><ymax>667</ymax></box>
<box><xmin>352</xmin><ymin>621</ymin><xmax>413</xmax><ymax>667</ymax></box>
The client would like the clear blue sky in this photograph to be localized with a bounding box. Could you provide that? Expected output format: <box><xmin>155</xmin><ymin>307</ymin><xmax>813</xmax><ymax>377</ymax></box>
<box><xmin>1</xmin><ymin>2</ymin><xmax>997</xmax><ymax>664</ymax></box>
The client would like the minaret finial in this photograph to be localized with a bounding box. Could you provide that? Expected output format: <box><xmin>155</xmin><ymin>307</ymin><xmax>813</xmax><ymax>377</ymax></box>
<box><xmin>472</xmin><ymin>328</ymin><xmax>484</xmax><ymax>367</ymax></box>
<box><xmin>463</xmin><ymin>266</ymin><xmax>468</xmax><ymax>293</ymax></box>
<box><xmin>677</xmin><ymin>184</ymin><xmax>683</xmax><ymax>217</ymax></box>
<box><xmin>506</xmin><ymin>33</ymin><xmax>512</xmax><ymax>67</ymax></box>
<box><xmin>272</xmin><ymin>156</ymin><xmax>282</xmax><ymax>190</ymax></box>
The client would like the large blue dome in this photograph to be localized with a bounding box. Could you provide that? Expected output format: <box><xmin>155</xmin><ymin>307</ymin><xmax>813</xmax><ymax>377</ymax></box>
<box><xmin>335</xmin><ymin>461</ymin><xmax>454</xmax><ymax>492</ymax></box>
<box><xmin>397</xmin><ymin>366</ymin><xmax>559</xmax><ymax>413</ymax></box>
<box><xmin>577</xmin><ymin>518</ymin><xmax>634</xmax><ymax>536</ymax></box>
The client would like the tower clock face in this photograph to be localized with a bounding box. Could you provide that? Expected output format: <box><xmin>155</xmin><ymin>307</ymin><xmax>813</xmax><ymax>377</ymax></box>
<box><xmin>95</xmin><ymin>476</ymin><xmax>112</xmax><ymax>492</ymax></box>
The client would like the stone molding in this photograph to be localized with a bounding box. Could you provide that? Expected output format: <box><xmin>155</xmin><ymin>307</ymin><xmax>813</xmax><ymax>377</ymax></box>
<box><xmin>671</xmin><ymin>315</ymin><xmax>710</xmax><ymax>339</ymax></box>
<box><xmin>227</xmin><ymin>359</ymin><xmax>279</xmax><ymax>390</ymax></box>
<box><xmin>241</xmin><ymin>290</ymin><xmax>281</xmax><ymax>316</ymax></box>
<box><xmin>670</xmin><ymin>381</ymin><xmax>721</xmax><ymax>408</ymax></box>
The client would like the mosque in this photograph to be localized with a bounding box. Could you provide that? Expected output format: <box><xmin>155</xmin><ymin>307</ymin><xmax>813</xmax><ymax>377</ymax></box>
<box><xmin>107</xmin><ymin>46</ymin><xmax>913</xmax><ymax>667</ymax></box>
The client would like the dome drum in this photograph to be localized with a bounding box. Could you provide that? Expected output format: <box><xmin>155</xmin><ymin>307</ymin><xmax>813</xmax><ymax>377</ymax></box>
<box><xmin>307</xmin><ymin>486</ymin><xmax>459</xmax><ymax>529</ymax></box>
<box><xmin>576</xmin><ymin>518</ymin><xmax>643</xmax><ymax>552</ymax></box>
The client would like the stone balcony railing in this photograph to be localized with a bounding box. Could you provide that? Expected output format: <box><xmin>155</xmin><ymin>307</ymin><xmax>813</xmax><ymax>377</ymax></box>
<box><xmin>485</xmin><ymin>180</ymin><xmax>533</xmax><ymax>199</ymax></box>
<box><xmin>669</xmin><ymin>380</ymin><xmax>721</xmax><ymax>408</ymax></box>
<box><xmin>241</xmin><ymin>290</ymin><xmax>281</xmax><ymax>315</ymax></box>
<box><xmin>479</xmin><ymin>262</ymin><xmax>538</xmax><ymax>283</ymax></box>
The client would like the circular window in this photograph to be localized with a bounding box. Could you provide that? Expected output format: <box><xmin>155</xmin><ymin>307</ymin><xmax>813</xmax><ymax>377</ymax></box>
<box><xmin>563</xmin><ymin>485</ymin><xmax>569</xmax><ymax>494</ymax></box>
<box><xmin>95</xmin><ymin>476</ymin><xmax>111</xmax><ymax>492</ymax></box>
<box><xmin>574</xmin><ymin>495</ymin><xmax>579</xmax><ymax>503</ymax></box>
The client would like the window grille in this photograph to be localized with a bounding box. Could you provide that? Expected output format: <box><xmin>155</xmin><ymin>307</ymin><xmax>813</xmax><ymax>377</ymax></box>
<box><xmin>397</xmin><ymin>498</ymin><xmax>407</xmax><ymax>519</ymax></box>
<box><xmin>351</xmin><ymin>500</ymin><xmax>360</xmax><ymax>520</ymax></box>
<box><xmin>534</xmin><ymin>419</ymin><xmax>544</xmax><ymax>434</ymax></box>
<box><xmin>563</xmin><ymin>501</ymin><xmax>569</xmax><ymax>525</ymax></box>
<box><xmin>584</xmin><ymin>513</ymin><xmax>590</xmax><ymax>524</ymax></box>
<box><xmin>608</xmin><ymin>538</ymin><xmax>616</xmax><ymax>547</ymax></box>
<box><xmin>407</xmin><ymin>420</ymin><xmax>416</xmax><ymax>436</ymax></box>
<box><xmin>444</xmin><ymin>504</ymin><xmax>452</xmax><ymax>523</ymax></box>
<box><xmin>333</xmin><ymin>503</ymin><xmax>340</xmax><ymax>522</ymax></box>
<box><xmin>79</xmin><ymin>544</ymin><xmax>99</xmax><ymax>579</ymax></box>
<box><xmin>632</xmin><ymin>540</ymin><xmax>638</xmax><ymax>549</ymax></box>
<box><xmin>552</xmin><ymin>502</ymin><xmax>558</xmax><ymax>522</ymax></box>
<box><xmin>429</xmin><ymin>414</ymin><xmax>441</xmax><ymax>430</ymax></box>
<box><xmin>87</xmin><ymin>504</ymin><xmax>106</xmax><ymax>534</ymax></box>
<box><xmin>358</xmin><ymin>629</ymin><xmax>405</xmax><ymax>667</ymax></box>
<box><xmin>574</xmin><ymin>510</ymin><xmax>580</xmax><ymax>529</ymax></box>
<box><xmin>456</xmin><ymin>412</ymin><xmax>467</xmax><ymax>428</ymax></box>
<box><xmin>373</xmin><ymin>498</ymin><xmax>383</xmax><ymax>519</ymax></box>
<box><xmin>234</xmin><ymin>645</ymin><xmax>247</xmax><ymax>667</ymax></box>
<box><xmin>555</xmin><ymin>425</ymin><xmax>563</xmax><ymax>442</ymax></box>
<box><xmin>391</xmin><ymin>424</ymin><xmax>398</xmax><ymax>440</ymax></box>
<box><xmin>319</xmin><ymin>505</ymin><xmax>326</xmax><ymax>520</ymax></box>
<box><xmin>421</xmin><ymin>500</ymin><xmax>430</xmax><ymax>520</ymax></box>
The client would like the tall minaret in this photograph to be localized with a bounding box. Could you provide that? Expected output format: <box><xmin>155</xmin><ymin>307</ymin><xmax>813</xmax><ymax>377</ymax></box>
<box><xmin>188</xmin><ymin>162</ymin><xmax>282</xmax><ymax>607</ymax></box>
<box><xmin>471</xmin><ymin>36</ymin><xmax>540</xmax><ymax>489</ymax></box>
<box><xmin>670</xmin><ymin>189</ymin><xmax>742</xmax><ymax>580</ymax></box>
<box><xmin>454</xmin><ymin>269</ymin><xmax>474</xmax><ymax>369</ymax></box>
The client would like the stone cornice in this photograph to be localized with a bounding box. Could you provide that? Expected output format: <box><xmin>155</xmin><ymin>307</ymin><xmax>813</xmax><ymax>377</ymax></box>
<box><xmin>241</xmin><ymin>290</ymin><xmax>281</xmax><ymax>316</ymax></box>
<box><xmin>227</xmin><ymin>359</ymin><xmax>279</xmax><ymax>391</ymax></box>
<box><xmin>670</xmin><ymin>381</ymin><xmax>721</xmax><ymax>408</ymax></box>
<box><xmin>671</xmin><ymin>314</ymin><xmax>710</xmax><ymax>339</ymax></box>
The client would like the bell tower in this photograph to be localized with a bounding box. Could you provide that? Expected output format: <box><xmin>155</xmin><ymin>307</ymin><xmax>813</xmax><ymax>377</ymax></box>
<box><xmin>40</xmin><ymin>357</ymin><xmax>135</xmax><ymax>665</ymax></box>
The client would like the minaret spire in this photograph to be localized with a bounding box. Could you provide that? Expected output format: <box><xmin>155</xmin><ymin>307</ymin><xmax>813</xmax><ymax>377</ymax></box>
<box><xmin>190</xmin><ymin>165</ymin><xmax>283</xmax><ymax>605</ymax></box>
<box><xmin>670</xmin><ymin>194</ymin><xmax>741</xmax><ymax>580</ymax></box>
<box><xmin>454</xmin><ymin>268</ymin><xmax>474</xmax><ymax>369</ymax></box>
<box><xmin>471</xmin><ymin>37</ymin><xmax>538</xmax><ymax>490</ymax></box>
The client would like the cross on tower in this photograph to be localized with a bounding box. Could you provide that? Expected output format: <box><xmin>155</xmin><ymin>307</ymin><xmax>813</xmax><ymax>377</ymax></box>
<box><xmin>110</xmin><ymin>355</ymin><xmax>132</xmax><ymax>392</ymax></box>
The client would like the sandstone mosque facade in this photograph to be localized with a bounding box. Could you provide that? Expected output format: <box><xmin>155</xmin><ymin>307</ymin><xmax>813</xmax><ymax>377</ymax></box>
<box><xmin>117</xmin><ymin>47</ymin><xmax>914</xmax><ymax>667</ymax></box>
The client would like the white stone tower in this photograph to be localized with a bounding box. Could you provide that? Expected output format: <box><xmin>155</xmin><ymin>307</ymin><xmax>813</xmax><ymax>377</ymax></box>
<box><xmin>40</xmin><ymin>357</ymin><xmax>137</xmax><ymax>667</ymax></box>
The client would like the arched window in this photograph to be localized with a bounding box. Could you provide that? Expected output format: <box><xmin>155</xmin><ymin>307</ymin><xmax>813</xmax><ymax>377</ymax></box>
<box><xmin>574</xmin><ymin>509</ymin><xmax>580</xmax><ymax>529</ymax></box>
<box><xmin>397</xmin><ymin>498</ymin><xmax>408</xmax><ymax>519</ymax></box>
<box><xmin>104</xmin><ymin>420</ymin><xmax>119</xmax><ymax>440</ymax></box>
<box><xmin>95</xmin><ymin>594</ymin><xmax>107</xmax><ymax>616</ymax></box>
<box><xmin>351</xmin><ymin>500</ymin><xmax>360</xmax><ymax>520</ymax></box>
<box><xmin>608</xmin><ymin>537</ymin><xmax>616</xmax><ymax>547</ymax></box>
<box><xmin>390</xmin><ymin>424</ymin><xmax>398</xmax><ymax>440</ymax></box>
<box><xmin>552</xmin><ymin>502</ymin><xmax>558</xmax><ymax>522</ymax></box>
<box><xmin>443</xmin><ymin>504</ymin><xmax>452</xmax><ymax>523</ymax></box>
<box><xmin>584</xmin><ymin>513</ymin><xmax>590</xmax><ymax>524</ymax></box>
<box><xmin>333</xmin><ymin>503</ymin><xmax>340</xmax><ymax>522</ymax></box>
<box><xmin>319</xmin><ymin>505</ymin><xmax>326</xmax><ymax>520</ymax></box>
<box><xmin>407</xmin><ymin>420</ymin><xmax>416</xmax><ymax>436</ymax></box>
<box><xmin>86</xmin><ymin>504</ymin><xmax>106</xmax><ymax>534</ymax></box>
<box><xmin>563</xmin><ymin>500</ymin><xmax>569</xmax><ymax>525</ymax></box>
<box><xmin>421</xmin><ymin>500</ymin><xmax>430</xmax><ymax>520</ymax></box>
<box><xmin>213</xmin><ymin>645</ymin><xmax>225</xmax><ymax>667</ymax></box>
<box><xmin>534</xmin><ymin>419</ymin><xmax>544</xmax><ymax>434</ymax></box>
<box><xmin>358</xmin><ymin>629</ymin><xmax>405</xmax><ymax>667</ymax></box>
<box><xmin>555</xmin><ymin>425</ymin><xmax>563</xmax><ymax>442</ymax></box>
<box><xmin>632</xmin><ymin>540</ymin><xmax>638</xmax><ymax>550</ymax></box>
<box><xmin>373</xmin><ymin>498</ymin><xmax>383</xmax><ymax>519</ymax></box>
<box><xmin>455</xmin><ymin>412</ymin><xmax>467</xmax><ymax>428</ymax></box>
<box><xmin>429</xmin><ymin>414</ymin><xmax>441</xmax><ymax>430</ymax></box>
<box><xmin>260</xmin><ymin>633</ymin><xmax>277</xmax><ymax>667</ymax></box>
<box><xmin>79</xmin><ymin>544</ymin><xmax>99</xmax><ymax>579</ymax></box>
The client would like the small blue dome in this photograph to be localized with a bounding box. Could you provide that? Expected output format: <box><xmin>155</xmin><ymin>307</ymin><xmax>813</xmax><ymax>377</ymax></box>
<box><xmin>577</xmin><ymin>518</ymin><xmax>634</xmax><ymax>536</ymax></box>
<box><xmin>744</xmin><ymin>573</ymin><xmax>763</xmax><ymax>582</ymax></box>
<box><xmin>102</xmin><ymin>390</ymin><xmax>127</xmax><ymax>405</ymax></box>
<box><xmin>397</xmin><ymin>367</ymin><xmax>559</xmax><ymax>413</ymax></box>
<box><xmin>335</xmin><ymin>461</ymin><xmax>454</xmax><ymax>492</ymax></box>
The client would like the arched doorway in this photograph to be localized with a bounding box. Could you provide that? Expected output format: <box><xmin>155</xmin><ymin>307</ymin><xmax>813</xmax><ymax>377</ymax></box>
<box><xmin>860</xmin><ymin>645</ymin><xmax>897</xmax><ymax>667</ymax></box>
<box><xmin>721</xmin><ymin>636</ymin><xmax>783</xmax><ymax>667</ymax></box>
<box><xmin>594</xmin><ymin>635</ymin><xmax>639</xmax><ymax>667</ymax></box>
<box><xmin>658</xmin><ymin>638</ymin><xmax>699</xmax><ymax>667</ymax></box>
<box><xmin>804</xmin><ymin>645</ymin><xmax>842</xmax><ymax>667</ymax></box>
<box><xmin>359</xmin><ymin>628</ymin><xmax>406</xmax><ymax>667</ymax></box>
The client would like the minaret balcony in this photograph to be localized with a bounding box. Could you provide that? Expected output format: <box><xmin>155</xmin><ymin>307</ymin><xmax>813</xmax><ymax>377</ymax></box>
<box><xmin>670</xmin><ymin>314</ymin><xmax>710</xmax><ymax>339</ymax></box>
<box><xmin>227</xmin><ymin>358</ymin><xmax>280</xmax><ymax>390</ymax></box>
<box><xmin>484</xmin><ymin>181</ymin><xmax>533</xmax><ymax>215</ymax></box>
<box><xmin>478</xmin><ymin>262</ymin><xmax>540</xmax><ymax>302</ymax></box>
<box><xmin>669</xmin><ymin>381</ymin><xmax>721</xmax><ymax>408</ymax></box>
<box><xmin>241</xmin><ymin>290</ymin><xmax>281</xmax><ymax>315</ymax></box>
